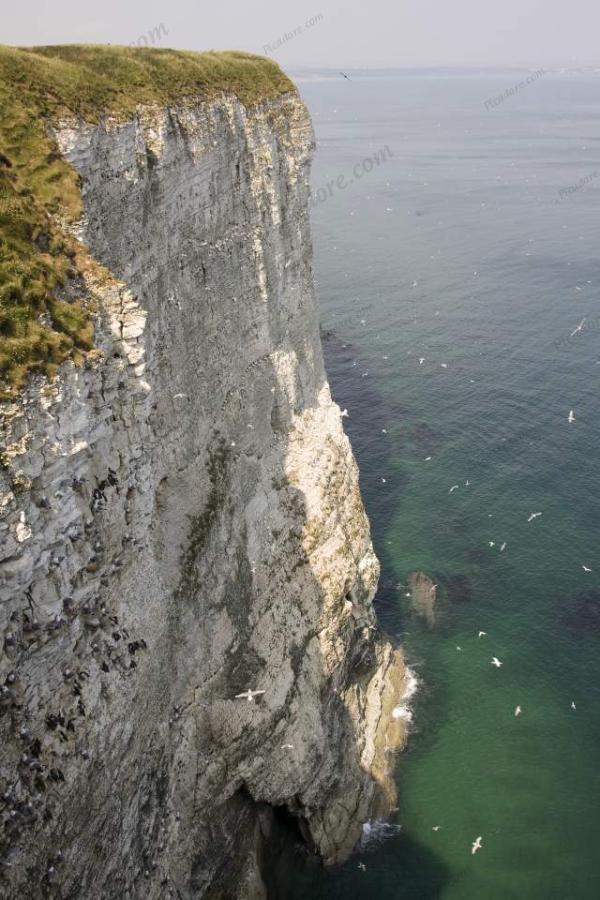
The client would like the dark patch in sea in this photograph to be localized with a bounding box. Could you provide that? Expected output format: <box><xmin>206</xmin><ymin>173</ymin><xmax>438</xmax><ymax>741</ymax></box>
<box><xmin>412</xmin><ymin>422</ymin><xmax>440</xmax><ymax>453</ymax></box>
<box><xmin>465</xmin><ymin>546</ymin><xmax>489</xmax><ymax>564</ymax></box>
<box><xmin>437</xmin><ymin>573</ymin><xmax>473</xmax><ymax>603</ymax></box>
<box><xmin>561</xmin><ymin>590</ymin><xmax>600</xmax><ymax>637</ymax></box>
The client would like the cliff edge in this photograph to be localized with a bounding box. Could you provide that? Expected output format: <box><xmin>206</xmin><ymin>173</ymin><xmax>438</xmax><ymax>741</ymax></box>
<box><xmin>0</xmin><ymin>46</ymin><xmax>408</xmax><ymax>898</ymax></box>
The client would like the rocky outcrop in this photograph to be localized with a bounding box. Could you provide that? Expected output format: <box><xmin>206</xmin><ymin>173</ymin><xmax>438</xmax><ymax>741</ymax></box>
<box><xmin>407</xmin><ymin>571</ymin><xmax>437</xmax><ymax>626</ymax></box>
<box><xmin>0</xmin><ymin>88</ymin><xmax>408</xmax><ymax>898</ymax></box>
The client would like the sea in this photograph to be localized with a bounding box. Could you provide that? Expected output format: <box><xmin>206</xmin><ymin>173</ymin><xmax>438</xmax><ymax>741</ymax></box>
<box><xmin>268</xmin><ymin>69</ymin><xmax>600</xmax><ymax>900</ymax></box>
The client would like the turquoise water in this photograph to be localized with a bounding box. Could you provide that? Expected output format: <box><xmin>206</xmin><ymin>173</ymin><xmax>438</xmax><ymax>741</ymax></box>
<box><xmin>274</xmin><ymin>71</ymin><xmax>600</xmax><ymax>899</ymax></box>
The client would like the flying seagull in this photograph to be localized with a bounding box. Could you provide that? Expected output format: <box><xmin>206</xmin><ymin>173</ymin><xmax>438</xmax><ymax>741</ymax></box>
<box><xmin>571</xmin><ymin>701</ymin><xmax>576</xmax><ymax>710</ymax></box>
<box><xmin>419</xmin><ymin>357</ymin><xmax>425</xmax><ymax>365</ymax></box>
<box><xmin>281</xmin><ymin>743</ymin><xmax>294</xmax><ymax>750</ymax></box>
<box><xmin>173</xmin><ymin>393</ymin><xmax>187</xmax><ymax>399</ymax></box>
<box><xmin>235</xmin><ymin>690</ymin><xmax>266</xmax><ymax>702</ymax></box>
<box><xmin>340</xmin><ymin>72</ymin><xmax>351</xmax><ymax>81</ymax></box>
<box><xmin>568</xmin><ymin>409</ymin><xmax>575</xmax><ymax>423</ymax></box>
<box><xmin>471</xmin><ymin>836</ymin><xmax>483</xmax><ymax>855</ymax></box>
<box><xmin>358</xmin><ymin>862</ymin><xmax>366</xmax><ymax>871</ymax></box>
<box><xmin>582</xmin><ymin>565</ymin><xmax>592</xmax><ymax>572</ymax></box>
<box><xmin>500</xmin><ymin>542</ymin><xmax>507</xmax><ymax>552</ymax></box>
<box><xmin>449</xmin><ymin>485</ymin><xmax>459</xmax><ymax>493</ymax></box>
<box><xmin>341</xmin><ymin>409</ymin><xmax>349</xmax><ymax>418</ymax></box>
<box><xmin>491</xmin><ymin>657</ymin><xmax>503</xmax><ymax>668</ymax></box>
<box><xmin>570</xmin><ymin>318</ymin><xmax>586</xmax><ymax>337</ymax></box>
<box><xmin>432</xmin><ymin>826</ymin><xmax>442</xmax><ymax>831</ymax></box>
<box><xmin>478</xmin><ymin>631</ymin><xmax>487</xmax><ymax>638</ymax></box>
<box><xmin>515</xmin><ymin>705</ymin><xmax>522</xmax><ymax>717</ymax></box>
<box><xmin>489</xmin><ymin>541</ymin><xmax>495</xmax><ymax>547</ymax></box>
<box><xmin>527</xmin><ymin>512</ymin><xmax>542</xmax><ymax>523</ymax></box>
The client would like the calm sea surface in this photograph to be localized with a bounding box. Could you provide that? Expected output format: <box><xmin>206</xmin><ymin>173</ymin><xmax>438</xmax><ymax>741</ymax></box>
<box><xmin>270</xmin><ymin>70</ymin><xmax>600</xmax><ymax>899</ymax></box>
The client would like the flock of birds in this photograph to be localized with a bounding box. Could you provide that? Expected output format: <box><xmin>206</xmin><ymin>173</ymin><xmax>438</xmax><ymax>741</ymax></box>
<box><xmin>337</xmin><ymin>313</ymin><xmax>594</xmax><ymax>867</ymax></box>
<box><xmin>310</xmin><ymin>79</ymin><xmax>597</xmax><ymax>879</ymax></box>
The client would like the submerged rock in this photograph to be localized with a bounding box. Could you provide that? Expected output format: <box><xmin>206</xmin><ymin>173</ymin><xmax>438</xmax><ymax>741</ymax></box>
<box><xmin>406</xmin><ymin>571</ymin><xmax>437</xmax><ymax>625</ymax></box>
<box><xmin>561</xmin><ymin>590</ymin><xmax>600</xmax><ymax>636</ymax></box>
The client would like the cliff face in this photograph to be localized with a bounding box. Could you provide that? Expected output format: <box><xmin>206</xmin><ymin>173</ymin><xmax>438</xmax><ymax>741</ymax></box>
<box><xmin>0</xmin><ymin>86</ymin><xmax>407</xmax><ymax>898</ymax></box>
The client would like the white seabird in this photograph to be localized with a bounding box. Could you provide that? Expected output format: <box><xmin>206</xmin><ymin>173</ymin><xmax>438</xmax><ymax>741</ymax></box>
<box><xmin>449</xmin><ymin>485</ymin><xmax>459</xmax><ymax>493</ymax></box>
<box><xmin>491</xmin><ymin>657</ymin><xmax>503</xmax><ymax>668</ymax></box>
<box><xmin>478</xmin><ymin>631</ymin><xmax>487</xmax><ymax>638</ymax></box>
<box><xmin>471</xmin><ymin>836</ymin><xmax>482</xmax><ymax>855</ymax></box>
<box><xmin>515</xmin><ymin>705</ymin><xmax>522</xmax><ymax>716</ymax></box>
<box><xmin>582</xmin><ymin>565</ymin><xmax>592</xmax><ymax>572</ymax></box>
<box><xmin>527</xmin><ymin>512</ymin><xmax>542</xmax><ymax>523</ymax></box>
<box><xmin>568</xmin><ymin>410</ymin><xmax>575</xmax><ymax>423</ymax></box>
<box><xmin>570</xmin><ymin>318</ymin><xmax>586</xmax><ymax>337</ymax></box>
<box><xmin>341</xmin><ymin>409</ymin><xmax>349</xmax><ymax>418</ymax></box>
<box><xmin>235</xmin><ymin>689</ymin><xmax>266</xmax><ymax>702</ymax></box>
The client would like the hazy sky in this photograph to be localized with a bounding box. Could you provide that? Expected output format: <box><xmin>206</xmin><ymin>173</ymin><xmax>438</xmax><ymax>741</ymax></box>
<box><xmin>3</xmin><ymin>0</ymin><xmax>599</xmax><ymax>69</ymax></box>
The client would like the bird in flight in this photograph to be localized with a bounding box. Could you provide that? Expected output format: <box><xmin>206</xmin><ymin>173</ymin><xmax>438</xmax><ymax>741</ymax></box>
<box><xmin>449</xmin><ymin>485</ymin><xmax>459</xmax><ymax>493</ymax></box>
<box><xmin>571</xmin><ymin>701</ymin><xmax>577</xmax><ymax>710</ymax></box>
<box><xmin>419</xmin><ymin>357</ymin><xmax>425</xmax><ymax>365</ymax></box>
<box><xmin>432</xmin><ymin>825</ymin><xmax>442</xmax><ymax>832</ymax></box>
<box><xmin>500</xmin><ymin>542</ymin><xmax>507</xmax><ymax>552</ymax></box>
<box><xmin>489</xmin><ymin>541</ymin><xmax>495</xmax><ymax>547</ymax></box>
<box><xmin>515</xmin><ymin>705</ymin><xmax>522</xmax><ymax>716</ymax></box>
<box><xmin>281</xmin><ymin>743</ymin><xmax>294</xmax><ymax>750</ymax></box>
<box><xmin>235</xmin><ymin>689</ymin><xmax>266</xmax><ymax>702</ymax></box>
<box><xmin>341</xmin><ymin>408</ymin><xmax>349</xmax><ymax>418</ymax></box>
<box><xmin>582</xmin><ymin>565</ymin><xmax>592</xmax><ymax>572</ymax></box>
<box><xmin>568</xmin><ymin>409</ymin><xmax>575</xmax><ymax>423</ymax></box>
<box><xmin>527</xmin><ymin>512</ymin><xmax>542</xmax><ymax>523</ymax></box>
<box><xmin>570</xmin><ymin>318</ymin><xmax>586</xmax><ymax>337</ymax></box>
<box><xmin>491</xmin><ymin>657</ymin><xmax>503</xmax><ymax>668</ymax></box>
<box><xmin>340</xmin><ymin>71</ymin><xmax>351</xmax><ymax>81</ymax></box>
<box><xmin>478</xmin><ymin>631</ymin><xmax>487</xmax><ymax>638</ymax></box>
<box><xmin>471</xmin><ymin>836</ymin><xmax>483</xmax><ymax>855</ymax></box>
<box><xmin>358</xmin><ymin>862</ymin><xmax>367</xmax><ymax>871</ymax></box>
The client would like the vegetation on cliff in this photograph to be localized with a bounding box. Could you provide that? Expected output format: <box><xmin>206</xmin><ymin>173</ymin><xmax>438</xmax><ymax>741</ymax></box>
<box><xmin>0</xmin><ymin>45</ymin><xmax>294</xmax><ymax>396</ymax></box>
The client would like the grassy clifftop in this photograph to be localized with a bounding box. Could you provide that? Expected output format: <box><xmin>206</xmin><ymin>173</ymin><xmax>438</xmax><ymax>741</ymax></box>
<box><xmin>0</xmin><ymin>46</ymin><xmax>294</xmax><ymax>396</ymax></box>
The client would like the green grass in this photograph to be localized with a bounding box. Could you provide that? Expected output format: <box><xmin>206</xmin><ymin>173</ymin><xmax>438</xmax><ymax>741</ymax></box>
<box><xmin>0</xmin><ymin>45</ymin><xmax>294</xmax><ymax>396</ymax></box>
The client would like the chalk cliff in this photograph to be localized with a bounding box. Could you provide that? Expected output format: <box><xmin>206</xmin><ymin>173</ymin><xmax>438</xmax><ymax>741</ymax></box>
<box><xmin>0</xmin><ymin>49</ymin><xmax>407</xmax><ymax>899</ymax></box>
